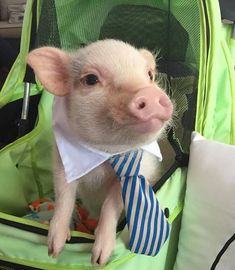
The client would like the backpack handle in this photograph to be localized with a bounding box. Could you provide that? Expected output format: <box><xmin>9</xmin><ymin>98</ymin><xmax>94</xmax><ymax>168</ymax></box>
<box><xmin>219</xmin><ymin>0</ymin><xmax>235</xmax><ymax>38</ymax></box>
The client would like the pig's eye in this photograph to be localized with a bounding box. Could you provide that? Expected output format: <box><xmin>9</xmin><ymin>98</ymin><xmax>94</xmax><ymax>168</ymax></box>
<box><xmin>82</xmin><ymin>74</ymin><xmax>99</xmax><ymax>86</ymax></box>
<box><xmin>148</xmin><ymin>70</ymin><xmax>154</xmax><ymax>81</ymax></box>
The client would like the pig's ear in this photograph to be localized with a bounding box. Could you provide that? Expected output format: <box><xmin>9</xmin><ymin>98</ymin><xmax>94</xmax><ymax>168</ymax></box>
<box><xmin>27</xmin><ymin>47</ymin><xmax>72</xmax><ymax>96</ymax></box>
<box><xmin>139</xmin><ymin>49</ymin><xmax>156</xmax><ymax>70</ymax></box>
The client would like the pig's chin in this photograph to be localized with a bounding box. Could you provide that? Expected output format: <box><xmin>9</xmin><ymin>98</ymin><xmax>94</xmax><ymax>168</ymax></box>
<box><xmin>128</xmin><ymin>118</ymin><xmax>164</xmax><ymax>134</ymax></box>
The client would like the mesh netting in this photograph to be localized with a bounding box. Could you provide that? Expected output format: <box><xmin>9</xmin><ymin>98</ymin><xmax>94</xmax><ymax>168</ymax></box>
<box><xmin>36</xmin><ymin>0</ymin><xmax>200</xmax><ymax>166</ymax></box>
<box><xmin>36</xmin><ymin>0</ymin><xmax>61</xmax><ymax>48</ymax></box>
<box><xmin>99</xmin><ymin>5</ymin><xmax>189</xmax><ymax>62</ymax></box>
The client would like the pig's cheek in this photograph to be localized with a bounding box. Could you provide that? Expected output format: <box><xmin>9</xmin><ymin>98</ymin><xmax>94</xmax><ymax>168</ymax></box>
<box><xmin>108</xmin><ymin>108</ymin><xmax>127</xmax><ymax>125</ymax></box>
<box><xmin>73</xmin><ymin>81</ymin><xmax>103</xmax><ymax>97</ymax></box>
<box><xmin>107</xmin><ymin>98</ymin><xmax>132</xmax><ymax>125</ymax></box>
<box><xmin>89</xmin><ymin>101</ymin><xmax>113</xmax><ymax>131</ymax></box>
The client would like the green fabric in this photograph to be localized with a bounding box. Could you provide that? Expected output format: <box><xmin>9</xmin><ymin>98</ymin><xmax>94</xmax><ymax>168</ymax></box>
<box><xmin>0</xmin><ymin>169</ymin><xmax>186</xmax><ymax>270</ymax></box>
<box><xmin>0</xmin><ymin>0</ymin><xmax>234</xmax><ymax>269</ymax></box>
<box><xmin>0</xmin><ymin>1</ymin><xmax>189</xmax><ymax>268</ymax></box>
<box><xmin>55</xmin><ymin>0</ymin><xmax>167</xmax><ymax>50</ymax></box>
<box><xmin>0</xmin><ymin>0</ymin><xmax>42</xmax><ymax>108</ymax></box>
<box><xmin>195</xmin><ymin>0</ymin><xmax>235</xmax><ymax>144</ymax></box>
<box><xmin>0</xmin><ymin>91</ymin><xmax>54</xmax><ymax>216</ymax></box>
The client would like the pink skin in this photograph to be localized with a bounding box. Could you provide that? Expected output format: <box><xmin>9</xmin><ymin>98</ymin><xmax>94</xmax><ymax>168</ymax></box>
<box><xmin>26</xmin><ymin>40</ymin><xmax>174</xmax><ymax>266</ymax></box>
<box><xmin>79</xmin><ymin>67</ymin><xmax>112</xmax><ymax>93</ymax></box>
<box><xmin>127</xmin><ymin>87</ymin><xmax>173</xmax><ymax>133</ymax></box>
<box><xmin>80</xmin><ymin>67</ymin><xmax>173</xmax><ymax>136</ymax></box>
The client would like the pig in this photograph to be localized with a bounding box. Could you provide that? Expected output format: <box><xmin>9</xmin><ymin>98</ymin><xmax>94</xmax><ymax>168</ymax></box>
<box><xmin>27</xmin><ymin>39</ymin><xmax>173</xmax><ymax>266</ymax></box>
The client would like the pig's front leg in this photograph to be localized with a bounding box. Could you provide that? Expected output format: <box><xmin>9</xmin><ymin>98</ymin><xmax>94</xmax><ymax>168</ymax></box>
<box><xmin>48</xmin><ymin>169</ymin><xmax>78</xmax><ymax>257</ymax></box>
<box><xmin>91</xmin><ymin>178</ymin><xmax>123</xmax><ymax>266</ymax></box>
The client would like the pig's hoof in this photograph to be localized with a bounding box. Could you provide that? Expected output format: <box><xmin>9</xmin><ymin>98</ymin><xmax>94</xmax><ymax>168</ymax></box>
<box><xmin>48</xmin><ymin>225</ymin><xmax>71</xmax><ymax>258</ymax></box>
<box><xmin>91</xmin><ymin>230</ymin><xmax>116</xmax><ymax>266</ymax></box>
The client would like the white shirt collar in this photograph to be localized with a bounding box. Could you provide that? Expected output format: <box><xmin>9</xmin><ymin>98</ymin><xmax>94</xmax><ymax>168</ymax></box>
<box><xmin>53</xmin><ymin>96</ymin><xmax>162</xmax><ymax>183</ymax></box>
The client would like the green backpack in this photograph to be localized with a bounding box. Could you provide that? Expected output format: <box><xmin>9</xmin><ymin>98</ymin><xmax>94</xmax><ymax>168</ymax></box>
<box><xmin>0</xmin><ymin>0</ymin><xmax>234</xmax><ymax>269</ymax></box>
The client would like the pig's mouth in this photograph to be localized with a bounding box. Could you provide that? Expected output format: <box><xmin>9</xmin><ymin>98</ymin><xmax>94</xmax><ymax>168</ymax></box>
<box><xmin>109</xmin><ymin>109</ymin><xmax>172</xmax><ymax>135</ymax></box>
<box><xmin>125</xmin><ymin>104</ymin><xmax>173</xmax><ymax>134</ymax></box>
<box><xmin>128</xmin><ymin>117</ymin><xmax>167</xmax><ymax>134</ymax></box>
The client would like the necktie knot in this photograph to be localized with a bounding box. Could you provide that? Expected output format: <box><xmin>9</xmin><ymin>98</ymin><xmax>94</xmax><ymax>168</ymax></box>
<box><xmin>109</xmin><ymin>149</ymin><xmax>143</xmax><ymax>179</ymax></box>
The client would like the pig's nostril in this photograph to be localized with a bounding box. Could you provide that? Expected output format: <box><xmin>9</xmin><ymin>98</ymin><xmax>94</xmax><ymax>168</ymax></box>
<box><xmin>137</xmin><ymin>101</ymin><xmax>146</xmax><ymax>110</ymax></box>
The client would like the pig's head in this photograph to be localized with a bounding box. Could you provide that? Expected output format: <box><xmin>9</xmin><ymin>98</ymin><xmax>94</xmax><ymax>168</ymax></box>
<box><xmin>27</xmin><ymin>39</ymin><xmax>173</xmax><ymax>153</ymax></box>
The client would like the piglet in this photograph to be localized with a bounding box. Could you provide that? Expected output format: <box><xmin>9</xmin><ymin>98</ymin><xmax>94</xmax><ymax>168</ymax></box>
<box><xmin>27</xmin><ymin>39</ymin><xmax>173</xmax><ymax>266</ymax></box>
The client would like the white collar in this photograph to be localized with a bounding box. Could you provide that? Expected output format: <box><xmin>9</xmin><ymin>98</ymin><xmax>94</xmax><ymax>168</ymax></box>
<box><xmin>53</xmin><ymin>96</ymin><xmax>162</xmax><ymax>183</ymax></box>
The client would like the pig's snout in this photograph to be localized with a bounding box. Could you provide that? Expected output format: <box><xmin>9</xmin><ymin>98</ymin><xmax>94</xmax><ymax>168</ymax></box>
<box><xmin>128</xmin><ymin>87</ymin><xmax>173</xmax><ymax>123</ymax></box>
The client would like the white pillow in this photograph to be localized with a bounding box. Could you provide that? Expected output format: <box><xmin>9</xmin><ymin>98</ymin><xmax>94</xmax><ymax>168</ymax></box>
<box><xmin>173</xmin><ymin>132</ymin><xmax>235</xmax><ymax>270</ymax></box>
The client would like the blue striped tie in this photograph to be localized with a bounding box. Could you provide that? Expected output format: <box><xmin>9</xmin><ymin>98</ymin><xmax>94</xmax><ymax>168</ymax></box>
<box><xmin>109</xmin><ymin>149</ymin><xmax>170</xmax><ymax>256</ymax></box>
